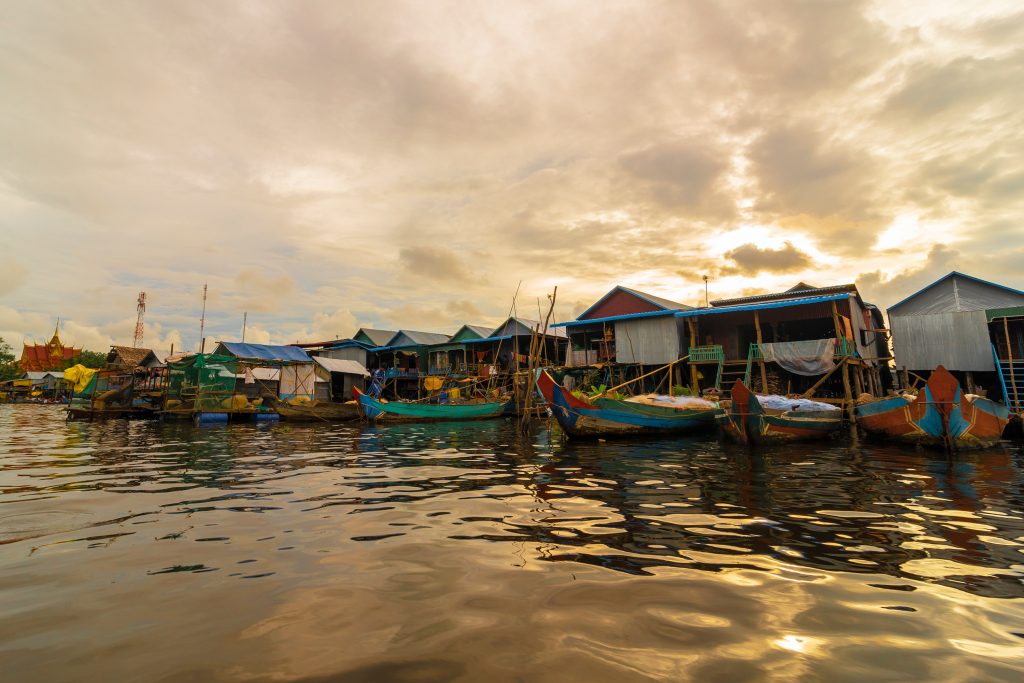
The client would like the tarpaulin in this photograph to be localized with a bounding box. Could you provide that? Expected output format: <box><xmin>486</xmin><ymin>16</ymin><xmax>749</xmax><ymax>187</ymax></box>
<box><xmin>760</xmin><ymin>339</ymin><xmax>835</xmax><ymax>376</ymax></box>
<box><xmin>63</xmin><ymin>364</ymin><xmax>98</xmax><ymax>393</ymax></box>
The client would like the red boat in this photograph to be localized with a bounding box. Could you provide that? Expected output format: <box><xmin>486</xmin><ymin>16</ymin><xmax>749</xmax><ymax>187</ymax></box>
<box><xmin>855</xmin><ymin>365</ymin><xmax>1010</xmax><ymax>449</ymax></box>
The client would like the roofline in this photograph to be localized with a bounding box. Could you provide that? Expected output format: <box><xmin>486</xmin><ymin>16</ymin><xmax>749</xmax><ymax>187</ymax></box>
<box><xmin>554</xmin><ymin>309</ymin><xmax>680</xmax><ymax>328</ymax></box>
<box><xmin>888</xmin><ymin>271</ymin><xmax>1024</xmax><ymax>312</ymax></box>
<box><xmin>575</xmin><ymin>285</ymin><xmax>687</xmax><ymax>321</ymax></box>
<box><xmin>675</xmin><ymin>293</ymin><xmax>851</xmax><ymax>319</ymax></box>
<box><xmin>710</xmin><ymin>283</ymin><xmax>858</xmax><ymax>307</ymax></box>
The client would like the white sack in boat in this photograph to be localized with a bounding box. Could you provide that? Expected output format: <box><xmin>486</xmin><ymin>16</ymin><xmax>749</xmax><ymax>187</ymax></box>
<box><xmin>757</xmin><ymin>395</ymin><xmax>840</xmax><ymax>412</ymax></box>
<box><xmin>759</xmin><ymin>339</ymin><xmax>835</xmax><ymax>376</ymax></box>
<box><xmin>626</xmin><ymin>394</ymin><xmax>717</xmax><ymax>410</ymax></box>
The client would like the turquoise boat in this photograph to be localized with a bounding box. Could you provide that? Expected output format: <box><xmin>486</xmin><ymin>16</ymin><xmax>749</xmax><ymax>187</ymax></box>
<box><xmin>353</xmin><ymin>387</ymin><xmax>508</xmax><ymax>423</ymax></box>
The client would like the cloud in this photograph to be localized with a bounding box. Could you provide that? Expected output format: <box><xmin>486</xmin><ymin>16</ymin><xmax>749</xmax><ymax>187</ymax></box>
<box><xmin>2</xmin><ymin>0</ymin><xmax>1023</xmax><ymax>342</ymax></box>
<box><xmin>724</xmin><ymin>242</ymin><xmax>813</xmax><ymax>274</ymax></box>
<box><xmin>398</xmin><ymin>246</ymin><xmax>472</xmax><ymax>283</ymax></box>
<box><xmin>0</xmin><ymin>258</ymin><xmax>27</xmax><ymax>296</ymax></box>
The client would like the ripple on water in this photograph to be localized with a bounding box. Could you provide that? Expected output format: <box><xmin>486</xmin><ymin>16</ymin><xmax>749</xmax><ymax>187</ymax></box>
<box><xmin>1</xmin><ymin>405</ymin><xmax>1023</xmax><ymax>681</ymax></box>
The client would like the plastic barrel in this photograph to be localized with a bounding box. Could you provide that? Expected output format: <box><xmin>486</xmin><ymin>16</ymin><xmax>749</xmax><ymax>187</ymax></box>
<box><xmin>254</xmin><ymin>413</ymin><xmax>280</xmax><ymax>422</ymax></box>
<box><xmin>195</xmin><ymin>412</ymin><xmax>229</xmax><ymax>425</ymax></box>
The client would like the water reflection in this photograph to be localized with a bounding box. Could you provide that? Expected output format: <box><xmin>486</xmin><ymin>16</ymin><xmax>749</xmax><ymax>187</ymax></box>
<box><xmin>1</xmin><ymin>405</ymin><xmax>1023</xmax><ymax>681</ymax></box>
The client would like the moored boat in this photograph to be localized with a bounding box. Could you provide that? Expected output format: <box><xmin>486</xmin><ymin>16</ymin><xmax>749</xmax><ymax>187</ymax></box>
<box><xmin>715</xmin><ymin>380</ymin><xmax>842</xmax><ymax>446</ymax></box>
<box><xmin>353</xmin><ymin>387</ymin><xmax>509</xmax><ymax>423</ymax></box>
<box><xmin>265</xmin><ymin>396</ymin><xmax>360</xmax><ymax>421</ymax></box>
<box><xmin>545</xmin><ymin>370</ymin><xmax>717</xmax><ymax>438</ymax></box>
<box><xmin>855</xmin><ymin>365</ymin><xmax>1009</xmax><ymax>449</ymax></box>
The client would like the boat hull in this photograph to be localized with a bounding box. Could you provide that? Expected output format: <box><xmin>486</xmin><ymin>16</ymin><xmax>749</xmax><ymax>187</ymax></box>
<box><xmin>268</xmin><ymin>397</ymin><xmax>360</xmax><ymax>421</ymax></box>
<box><xmin>547</xmin><ymin>373</ymin><xmax>715</xmax><ymax>438</ymax></box>
<box><xmin>354</xmin><ymin>388</ymin><xmax>507</xmax><ymax>423</ymax></box>
<box><xmin>855</xmin><ymin>366</ymin><xmax>1009</xmax><ymax>449</ymax></box>
<box><xmin>715</xmin><ymin>381</ymin><xmax>841</xmax><ymax>446</ymax></box>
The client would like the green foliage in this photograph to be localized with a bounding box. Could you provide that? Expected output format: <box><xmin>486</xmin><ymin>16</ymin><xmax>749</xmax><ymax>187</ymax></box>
<box><xmin>58</xmin><ymin>350</ymin><xmax>107</xmax><ymax>370</ymax></box>
<box><xmin>671</xmin><ymin>385</ymin><xmax>693</xmax><ymax>397</ymax></box>
<box><xmin>0</xmin><ymin>337</ymin><xmax>17</xmax><ymax>382</ymax></box>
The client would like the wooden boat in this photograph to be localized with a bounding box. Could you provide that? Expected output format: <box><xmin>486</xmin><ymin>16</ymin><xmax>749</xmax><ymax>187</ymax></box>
<box><xmin>353</xmin><ymin>387</ymin><xmax>508</xmax><ymax>423</ymax></box>
<box><xmin>66</xmin><ymin>369</ymin><xmax>161</xmax><ymax>420</ymax></box>
<box><xmin>535</xmin><ymin>368</ymin><xmax>557</xmax><ymax>406</ymax></box>
<box><xmin>265</xmin><ymin>396</ymin><xmax>360</xmax><ymax>421</ymax></box>
<box><xmin>715</xmin><ymin>380</ymin><xmax>841</xmax><ymax>446</ymax></box>
<box><xmin>545</xmin><ymin>371</ymin><xmax>717</xmax><ymax>438</ymax></box>
<box><xmin>855</xmin><ymin>365</ymin><xmax>1009</xmax><ymax>449</ymax></box>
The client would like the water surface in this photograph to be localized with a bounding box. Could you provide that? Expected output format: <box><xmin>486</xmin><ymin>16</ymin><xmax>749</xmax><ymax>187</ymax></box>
<box><xmin>2</xmin><ymin>405</ymin><xmax>1023</xmax><ymax>681</ymax></box>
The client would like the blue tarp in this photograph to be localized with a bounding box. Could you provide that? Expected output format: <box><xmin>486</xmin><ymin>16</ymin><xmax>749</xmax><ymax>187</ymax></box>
<box><xmin>216</xmin><ymin>341</ymin><xmax>312</xmax><ymax>363</ymax></box>
<box><xmin>674</xmin><ymin>293</ymin><xmax>850</xmax><ymax>318</ymax></box>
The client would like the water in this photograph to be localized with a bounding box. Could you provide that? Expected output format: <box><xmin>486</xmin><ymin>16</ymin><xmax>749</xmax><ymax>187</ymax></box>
<box><xmin>2</xmin><ymin>405</ymin><xmax>1023</xmax><ymax>682</ymax></box>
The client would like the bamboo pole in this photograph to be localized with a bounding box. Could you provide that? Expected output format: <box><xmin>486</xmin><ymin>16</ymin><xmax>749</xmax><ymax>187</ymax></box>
<box><xmin>841</xmin><ymin>354</ymin><xmax>857</xmax><ymax>429</ymax></box>
<box><xmin>1005</xmin><ymin>318</ymin><xmax>1019</xmax><ymax>408</ymax></box>
<box><xmin>603</xmin><ymin>356</ymin><xmax>690</xmax><ymax>395</ymax></box>
<box><xmin>754</xmin><ymin>311</ymin><xmax>767</xmax><ymax>392</ymax></box>
<box><xmin>687</xmin><ymin>319</ymin><xmax>699</xmax><ymax>392</ymax></box>
<box><xmin>802</xmin><ymin>357</ymin><xmax>846</xmax><ymax>398</ymax></box>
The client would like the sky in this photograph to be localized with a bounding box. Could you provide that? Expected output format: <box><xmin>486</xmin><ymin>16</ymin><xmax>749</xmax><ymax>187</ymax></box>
<box><xmin>2</xmin><ymin>0</ymin><xmax>1023</xmax><ymax>353</ymax></box>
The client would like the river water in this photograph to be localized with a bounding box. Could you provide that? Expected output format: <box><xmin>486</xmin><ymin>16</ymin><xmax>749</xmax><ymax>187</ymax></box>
<box><xmin>1</xmin><ymin>405</ymin><xmax>1023</xmax><ymax>682</ymax></box>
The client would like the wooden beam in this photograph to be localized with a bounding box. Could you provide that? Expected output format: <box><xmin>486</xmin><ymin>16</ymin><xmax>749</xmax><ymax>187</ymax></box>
<box><xmin>754</xmin><ymin>310</ymin><xmax>767</xmax><ymax>392</ymax></box>
<box><xmin>802</xmin><ymin>357</ymin><xmax>845</xmax><ymax>399</ymax></box>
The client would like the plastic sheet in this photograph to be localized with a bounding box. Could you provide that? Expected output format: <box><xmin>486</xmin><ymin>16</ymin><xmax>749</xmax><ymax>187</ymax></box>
<box><xmin>760</xmin><ymin>339</ymin><xmax>835</xmax><ymax>376</ymax></box>
<box><xmin>757</xmin><ymin>394</ymin><xmax>840</xmax><ymax>412</ymax></box>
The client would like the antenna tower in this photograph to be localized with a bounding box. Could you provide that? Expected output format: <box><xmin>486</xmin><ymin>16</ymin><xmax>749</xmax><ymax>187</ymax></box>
<box><xmin>133</xmin><ymin>292</ymin><xmax>146</xmax><ymax>348</ymax></box>
<box><xmin>199</xmin><ymin>283</ymin><xmax>208</xmax><ymax>353</ymax></box>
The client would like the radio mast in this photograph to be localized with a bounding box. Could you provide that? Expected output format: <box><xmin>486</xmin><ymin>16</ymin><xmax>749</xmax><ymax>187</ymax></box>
<box><xmin>133</xmin><ymin>292</ymin><xmax>146</xmax><ymax>348</ymax></box>
<box><xmin>199</xmin><ymin>283</ymin><xmax>208</xmax><ymax>353</ymax></box>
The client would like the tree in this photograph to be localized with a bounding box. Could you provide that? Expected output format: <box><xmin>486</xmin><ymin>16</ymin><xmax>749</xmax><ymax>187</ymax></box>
<box><xmin>58</xmin><ymin>350</ymin><xmax>107</xmax><ymax>370</ymax></box>
<box><xmin>0</xmin><ymin>337</ymin><xmax>18</xmax><ymax>382</ymax></box>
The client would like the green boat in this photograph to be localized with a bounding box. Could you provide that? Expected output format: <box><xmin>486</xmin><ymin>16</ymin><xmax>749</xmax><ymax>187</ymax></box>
<box><xmin>354</xmin><ymin>387</ymin><xmax>508</xmax><ymax>423</ymax></box>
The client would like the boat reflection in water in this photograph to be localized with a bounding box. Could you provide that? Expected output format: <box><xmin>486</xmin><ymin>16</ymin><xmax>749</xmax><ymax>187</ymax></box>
<box><xmin>2</xmin><ymin>406</ymin><xmax>1023</xmax><ymax>681</ymax></box>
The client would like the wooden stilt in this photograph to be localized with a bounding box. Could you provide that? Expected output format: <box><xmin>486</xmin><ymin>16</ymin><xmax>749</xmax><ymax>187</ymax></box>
<box><xmin>842</xmin><ymin>355</ymin><xmax>857</xmax><ymax>436</ymax></box>
<box><xmin>1005</xmin><ymin>318</ymin><xmax>1019</xmax><ymax>408</ymax></box>
<box><xmin>754</xmin><ymin>311</ymin><xmax>767</xmax><ymax>392</ymax></box>
<box><xmin>803</xmin><ymin>358</ymin><xmax>845</xmax><ymax>399</ymax></box>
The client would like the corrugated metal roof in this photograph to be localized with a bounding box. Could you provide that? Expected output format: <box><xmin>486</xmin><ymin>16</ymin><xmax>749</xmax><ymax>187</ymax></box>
<box><xmin>986</xmin><ymin>305</ymin><xmax>1024</xmax><ymax>321</ymax></box>
<box><xmin>553</xmin><ymin>309</ymin><xmax>679</xmax><ymax>328</ymax></box>
<box><xmin>575</xmin><ymin>285</ymin><xmax>690</xmax><ymax>320</ymax></box>
<box><xmin>461</xmin><ymin>335</ymin><xmax>514</xmax><ymax>344</ymax></box>
<box><xmin>215</xmin><ymin>342</ymin><xmax>312</xmax><ymax>363</ymax></box>
<box><xmin>676</xmin><ymin>293</ymin><xmax>851</xmax><ymax>318</ymax></box>
<box><xmin>889</xmin><ymin>271</ymin><xmax>1024</xmax><ymax>312</ymax></box>
<box><xmin>24</xmin><ymin>371</ymin><xmax>65</xmax><ymax>380</ymax></box>
<box><xmin>490</xmin><ymin>317</ymin><xmax>568</xmax><ymax>338</ymax></box>
<box><xmin>711</xmin><ymin>283</ymin><xmax>858</xmax><ymax>307</ymax></box>
<box><xmin>313</xmin><ymin>357</ymin><xmax>370</xmax><ymax>376</ymax></box>
<box><xmin>354</xmin><ymin>328</ymin><xmax>398</xmax><ymax>346</ymax></box>
<box><xmin>382</xmin><ymin>330</ymin><xmax>452</xmax><ymax>347</ymax></box>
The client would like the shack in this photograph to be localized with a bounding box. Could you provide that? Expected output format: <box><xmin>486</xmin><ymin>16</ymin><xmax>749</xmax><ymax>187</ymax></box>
<box><xmin>678</xmin><ymin>283</ymin><xmax>890</xmax><ymax>400</ymax></box>
<box><xmin>555</xmin><ymin>286</ymin><xmax>690</xmax><ymax>367</ymax></box>
<box><xmin>213</xmin><ymin>342</ymin><xmax>316</xmax><ymax>403</ymax></box>
<box><xmin>312</xmin><ymin>357</ymin><xmax>369</xmax><ymax>401</ymax></box>
<box><xmin>106</xmin><ymin>345</ymin><xmax>162</xmax><ymax>369</ymax></box>
<box><xmin>888</xmin><ymin>271</ymin><xmax>1024</xmax><ymax>409</ymax></box>
<box><xmin>426</xmin><ymin>324</ymin><xmax>492</xmax><ymax>376</ymax></box>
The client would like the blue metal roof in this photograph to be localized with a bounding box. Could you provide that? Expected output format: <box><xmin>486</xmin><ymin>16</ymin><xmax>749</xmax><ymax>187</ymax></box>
<box><xmin>674</xmin><ymin>293</ymin><xmax>850</xmax><ymax>318</ymax></box>
<box><xmin>553</xmin><ymin>309</ymin><xmax>680</xmax><ymax>328</ymax></box>
<box><xmin>324</xmin><ymin>339</ymin><xmax>375</xmax><ymax>351</ymax></box>
<box><xmin>216</xmin><ymin>341</ymin><xmax>312</xmax><ymax>362</ymax></box>
<box><xmin>461</xmin><ymin>335</ymin><xmax>514</xmax><ymax>344</ymax></box>
<box><xmin>888</xmin><ymin>271</ymin><xmax>1024</xmax><ymax>311</ymax></box>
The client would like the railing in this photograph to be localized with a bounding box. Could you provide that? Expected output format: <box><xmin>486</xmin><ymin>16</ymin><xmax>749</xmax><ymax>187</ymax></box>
<box><xmin>687</xmin><ymin>345</ymin><xmax>724</xmax><ymax>363</ymax></box>
<box><xmin>384</xmin><ymin>368</ymin><xmax>420</xmax><ymax>379</ymax></box>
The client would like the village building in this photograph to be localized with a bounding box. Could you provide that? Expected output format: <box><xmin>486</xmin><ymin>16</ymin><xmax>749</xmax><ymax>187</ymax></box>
<box><xmin>556</xmin><ymin>286</ymin><xmax>690</xmax><ymax>368</ymax></box>
<box><xmin>105</xmin><ymin>345</ymin><xmax>162</xmax><ymax>369</ymax></box>
<box><xmin>19</xmin><ymin>323</ymin><xmax>81</xmax><ymax>372</ymax></box>
<box><xmin>887</xmin><ymin>272</ymin><xmax>1024</xmax><ymax>410</ymax></box>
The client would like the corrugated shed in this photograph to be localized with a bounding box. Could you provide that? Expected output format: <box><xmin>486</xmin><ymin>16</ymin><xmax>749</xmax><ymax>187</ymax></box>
<box><xmin>891</xmin><ymin>311</ymin><xmax>995</xmax><ymax>371</ymax></box>
<box><xmin>317</xmin><ymin>347</ymin><xmax>368</xmax><ymax>364</ymax></box>
<box><xmin>313</xmin><ymin>357</ymin><xmax>369</xmax><ymax>376</ymax></box>
<box><xmin>888</xmin><ymin>272</ymin><xmax>1024</xmax><ymax>316</ymax></box>
<box><xmin>614</xmin><ymin>316</ymin><xmax>682</xmax><ymax>365</ymax></box>
<box><xmin>711</xmin><ymin>284</ymin><xmax>858</xmax><ymax>307</ymax></box>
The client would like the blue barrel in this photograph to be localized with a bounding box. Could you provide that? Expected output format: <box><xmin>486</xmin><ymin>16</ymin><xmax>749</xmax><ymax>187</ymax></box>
<box><xmin>195</xmin><ymin>412</ymin><xmax>229</xmax><ymax>425</ymax></box>
<box><xmin>254</xmin><ymin>413</ymin><xmax>279</xmax><ymax>422</ymax></box>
